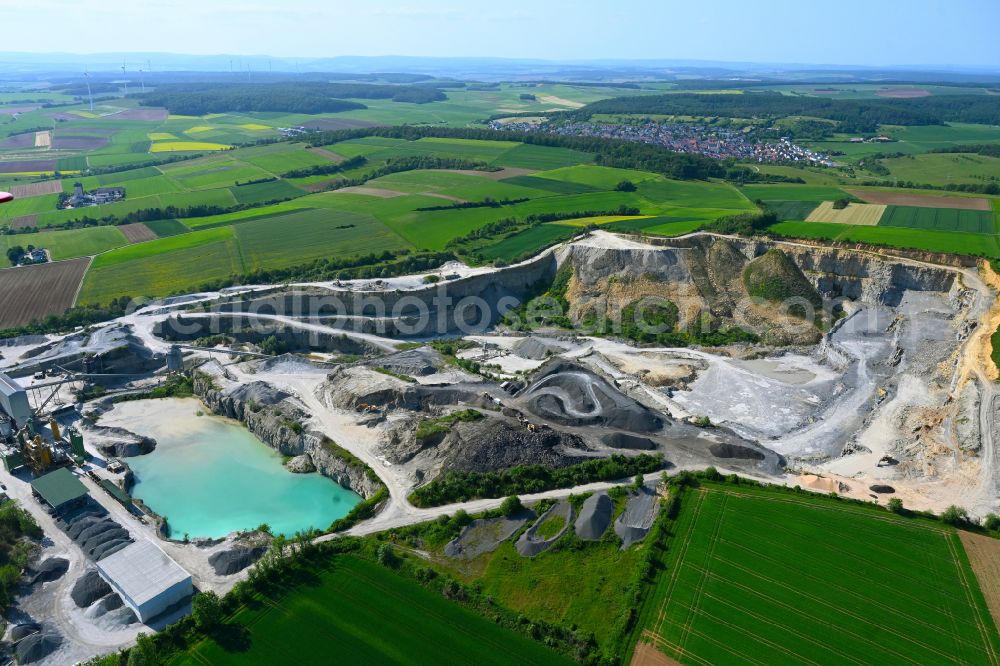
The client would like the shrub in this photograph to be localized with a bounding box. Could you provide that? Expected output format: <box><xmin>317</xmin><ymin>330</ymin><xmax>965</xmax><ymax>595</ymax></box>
<box><xmin>942</xmin><ymin>504</ymin><xmax>970</xmax><ymax>526</ymax></box>
<box><xmin>499</xmin><ymin>495</ymin><xmax>524</xmax><ymax>517</ymax></box>
<box><xmin>886</xmin><ymin>497</ymin><xmax>904</xmax><ymax>514</ymax></box>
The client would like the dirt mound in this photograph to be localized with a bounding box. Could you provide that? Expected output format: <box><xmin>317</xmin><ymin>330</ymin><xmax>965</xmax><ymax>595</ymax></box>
<box><xmin>709</xmin><ymin>442</ymin><xmax>765</xmax><ymax>460</ymax></box>
<box><xmin>870</xmin><ymin>484</ymin><xmax>896</xmax><ymax>494</ymax></box>
<box><xmin>519</xmin><ymin>361</ymin><xmax>663</xmax><ymax>433</ymax></box>
<box><xmin>575</xmin><ymin>492</ymin><xmax>613</xmax><ymax>540</ymax></box>
<box><xmin>72</xmin><ymin>569</ymin><xmax>113</xmax><ymax>608</ymax></box>
<box><xmin>209</xmin><ymin>547</ymin><xmax>268</xmax><ymax>575</ymax></box>
<box><xmin>444</xmin><ymin>511</ymin><xmax>534</xmax><ymax>560</ymax></box>
<box><xmin>601</xmin><ymin>432</ymin><xmax>657</xmax><ymax>450</ymax></box>
<box><xmin>29</xmin><ymin>558</ymin><xmax>68</xmax><ymax>585</ymax></box>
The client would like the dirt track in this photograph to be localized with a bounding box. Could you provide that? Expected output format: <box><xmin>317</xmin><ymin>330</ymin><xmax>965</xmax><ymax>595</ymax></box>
<box><xmin>847</xmin><ymin>189</ymin><xmax>991</xmax><ymax>211</ymax></box>
<box><xmin>630</xmin><ymin>640</ymin><xmax>682</xmax><ymax>666</ymax></box>
<box><xmin>959</xmin><ymin>531</ymin><xmax>1000</xmax><ymax>631</ymax></box>
<box><xmin>0</xmin><ymin>257</ymin><xmax>90</xmax><ymax>328</ymax></box>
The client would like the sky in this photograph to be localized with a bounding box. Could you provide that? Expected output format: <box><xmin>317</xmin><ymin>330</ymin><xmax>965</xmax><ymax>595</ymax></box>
<box><xmin>0</xmin><ymin>0</ymin><xmax>996</xmax><ymax>68</ymax></box>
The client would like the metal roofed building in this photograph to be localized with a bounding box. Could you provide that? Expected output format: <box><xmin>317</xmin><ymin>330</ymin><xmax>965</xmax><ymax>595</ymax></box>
<box><xmin>96</xmin><ymin>540</ymin><xmax>193</xmax><ymax>622</ymax></box>
<box><xmin>30</xmin><ymin>467</ymin><xmax>89</xmax><ymax>513</ymax></box>
<box><xmin>0</xmin><ymin>372</ymin><xmax>31</xmax><ymax>426</ymax></box>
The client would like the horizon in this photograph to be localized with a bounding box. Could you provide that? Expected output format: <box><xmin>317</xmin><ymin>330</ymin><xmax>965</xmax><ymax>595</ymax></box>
<box><xmin>0</xmin><ymin>0</ymin><xmax>996</xmax><ymax>69</ymax></box>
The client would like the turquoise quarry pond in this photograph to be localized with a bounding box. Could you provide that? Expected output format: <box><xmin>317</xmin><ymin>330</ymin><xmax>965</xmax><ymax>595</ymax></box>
<box><xmin>100</xmin><ymin>398</ymin><xmax>360</xmax><ymax>538</ymax></box>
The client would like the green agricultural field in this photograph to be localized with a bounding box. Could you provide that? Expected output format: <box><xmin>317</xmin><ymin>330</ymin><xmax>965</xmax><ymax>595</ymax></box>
<box><xmin>0</xmin><ymin>226</ymin><xmax>128</xmax><ymax>261</ymax></box>
<box><xmin>492</xmin><ymin>143</ymin><xmax>594</xmax><ymax>170</ymax></box>
<box><xmin>367</xmin><ymin>170</ymin><xmax>550</xmax><ymax>200</ymax></box>
<box><xmin>807</xmin><ymin>123</ymin><xmax>1000</xmax><ymax>159</ymax></box>
<box><xmin>637</xmin><ymin>177</ymin><xmax>752</xmax><ymax>210</ymax></box>
<box><xmin>236</xmin><ymin>143</ymin><xmax>335</xmax><ymax>174</ymax></box>
<box><xmin>880</xmin><ymin>152</ymin><xmax>1000</xmax><ymax>187</ymax></box>
<box><xmin>322</xmin><ymin>137</ymin><xmax>409</xmax><ymax>159</ymax></box>
<box><xmin>78</xmin><ymin>228</ymin><xmax>244</xmax><ymax>304</ymax></box>
<box><xmin>765</xmin><ymin>200</ymin><xmax>820</xmax><ymax>221</ymax></box>
<box><xmin>235</xmin><ymin>208</ymin><xmax>409</xmax><ymax>270</ymax></box>
<box><xmin>176</xmin><ymin>555</ymin><xmax>570</xmax><ymax>666</ymax></box>
<box><xmin>477</xmin><ymin>223</ymin><xmax>578</xmax><ymax>262</ymax></box>
<box><xmin>0</xmin><ymin>193</ymin><xmax>62</xmax><ymax>225</ymax></box>
<box><xmin>770</xmin><ymin>220</ymin><xmax>1000</xmax><ymax>259</ymax></box>
<box><xmin>397</xmin><ymin>191</ymin><xmax>649</xmax><ymax>250</ymax></box>
<box><xmin>160</xmin><ymin>158</ymin><xmax>272</xmax><ymax>190</ymax></box>
<box><xmin>633</xmin><ymin>484</ymin><xmax>1000</xmax><ymax>666</ymax></box>
<box><xmin>181</xmin><ymin>203</ymin><xmax>308</xmax><ymax>229</ymax></box>
<box><xmin>636</xmin><ymin>217</ymin><xmax>711</xmax><ymax>237</ymax></box>
<box><xmin>534</xmin><ymin>164</ymin><xmax>661</xmax><ymax>190</ymax></box>
<box><xmin>366</xmin><ymin>137</ymin><xmax>520</xmax><ymax>163</ymax></box>
<box><xmin>143</xmin><ymin>219</ymin><xmax>189</xmax><ymax>237</ymax></box>
<box><xmin>879</xmin><ymin>205</ymin><xmax>995</xmax><ymax>234</ymax></box>
<box><xmin>741</xmin><ymin>184</ymin><xmax>849</xmax><ymax>202</ymax></box>
<box><xmin>161</xmin><ymin>188</ymin><xmax>238</xmax><ymax>209</ymax></box>
<box><xmin>228</xmin><ymin>180</ymin><xmax>304</xmax><ymax>205</ymax></box>
<box><xmin>604</xmin><ymin>215</ymin><xmax>702</xmax><ymax>233</ymax></box>
<box><xmin>501</xmin><ymin>175</ymin><xmax>600</xmax><ymax>195</ymax></box>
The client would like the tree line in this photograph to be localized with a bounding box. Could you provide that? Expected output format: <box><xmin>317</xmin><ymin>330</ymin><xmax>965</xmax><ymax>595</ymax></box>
<box><xmin>408</xmin><ymin>454</ymin><xmax>663</xmax><ymax>506</ymax></box>
<box><xmin>136</xmin><ymin>81</ymin><xmax>446</xmax><ymax>115</ymax></box>
<box><xmin>280</xmin><ymin>155</ymin><xmax>367</xmax><ymax>178</ymax></box>
<box><xmin>570</xmin><ymin>92</ymin><xmax>1000</xmax><ymax>132</ymax></box>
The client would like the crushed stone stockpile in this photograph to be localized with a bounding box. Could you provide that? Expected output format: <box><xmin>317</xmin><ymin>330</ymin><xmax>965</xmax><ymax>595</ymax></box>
<box><xmin>15</xmin><ymin>628</ymin><xmax>62</xmax><ymax>665</ymax></box>
<box><xmin>371</xmin><ymin>347</ymin><xmax>446</xmax><ymax>377</ymax></box>
<box><xmin>29</xmin><ymin>558</ymin><xmax>69</xmax><ymax>585</ymax></box>
<box><xmin>437</xmin><ymin>418</ymin><xmax>589</xmax><ymax>473</ymax></box>
<box><xmin>444</xmin><ymin>510</ymin><xmax>536</xmax><ymax>560</ymax></box>
<box><xmin>209</xmin><ymin>546</ymin><xmax>268</xmax><ymax>576</ymax></box>
<box><xmin>574</xmin><ymin>492</ymin><xmax>614</xmax><ymax>540</ymax></box>
<box><xmin>601</xmin><ymin>432</ymin><xmax>657</xmax><ymax>450</ymax></box>
<box><xmin>59</xmin><ymin>505</ymin><xmax>133</xmax><ymax>561</ymax></box>
<box><xmin>615</xmin><ymin>486</ymin><xmax>660</xmax><ymax>548</ymax></box>
<box><xmin>511</xmin><ymin>336</ymin><xmax>568</xmax><ymax>361</ymax></box>
<box><xmin>516</xmin><ymin>501</ymin><xmax>575</xmax><ymax>557</ymax></box>
<box><xmin>71</xmin><ymin>569</ymin><xmax>113</xmax><ymax>608</ymax></box>
<box><xmin>519</xmin><ymin>360</ymin><xmax>664</xmax><ymax>432</ymax></box>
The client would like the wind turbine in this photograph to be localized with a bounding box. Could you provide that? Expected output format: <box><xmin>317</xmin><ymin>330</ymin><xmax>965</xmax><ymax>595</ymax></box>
<box><xmin>138</xmin><ymin>67</ymin><xmax>145</xmax><ymax>93</ymax></box>
<box><xmin>84</xmin><ymin>69</ymin><xmax>94</xmax><ymax>111</ymax></box>
<box><xmin>121</xmin><ymin>60</ymin><xmax>128</xmax><ymax>96</ymax></box>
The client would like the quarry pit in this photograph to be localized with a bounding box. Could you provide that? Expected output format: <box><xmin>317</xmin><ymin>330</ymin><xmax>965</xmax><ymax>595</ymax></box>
<box><xmin>0</xmin><ymin>229</ymin><xmax>996</xmax><ymax>663</ymax></box>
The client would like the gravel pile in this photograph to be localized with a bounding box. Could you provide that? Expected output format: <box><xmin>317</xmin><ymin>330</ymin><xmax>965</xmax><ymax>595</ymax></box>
<box><xmin>29</xmin><ymin>558</ymin><xmax>68</xmax><ymax>585</ymax></box>
<box><xmin>574</xmin><ymin>492</ymin><xmax>613</xmax><ymax>540</ymax></box>
<box><xmin>209</xmin><ymin>547</ymin><xmax>268</xmax><ymax>575</ymax></box>
<box><xmin>14</xmin><ymin>629</ymin><xmax>61</xmax><ymax>664</ymax></box>
<box><xmin>520</xmin><ymin>361</ymin><xmax>663</xmax><ymax>432</ymax></box>
<box><xmin>71</xmin><ymin>569</ymin><xmax>113</xmax><ymax>608</ymax></box>
<box><xmin>601</xmin><ymin>432</ymin><xmax>656</xmax><ymax>450</ymax></box>
<box><xmin>440</xmin><ymin>418</ymin><xmax>588</xmax><ymax>473</ymax></box>
<box><xmin>614</xmin><ymin>486</ymin><xmax>660</xmax><ymax>548</ymax></box>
